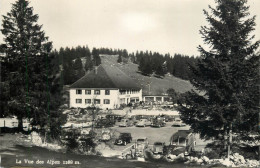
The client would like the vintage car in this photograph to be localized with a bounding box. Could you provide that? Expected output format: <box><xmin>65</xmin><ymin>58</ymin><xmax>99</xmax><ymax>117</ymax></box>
<box><xmin>136</xmin><ymin>119</ymin><xmax>151</xmax><ymax>127</ymax></box>
<box><xmin>168</xmin><ymin>130</ymin><xmax>196</xmax><ymax>155</ymax></box>
<box><xmin>106</xmin><ymin>114</ymin><xmax>122</xmax><ymax>122</ymax></box>
<box><xmin>135</xmin><ymin>137</ymin><xmax>149</xmax><ymax>157</ymax></box>
<box><xmin>172</xmin><ymin>118</ymin><xmax>186</xmax><ymax>127</ymax></box>
<box><xmin>114</xmin><ymin>133</ymin><xmax>132</xmax><ymax>145</ymax></box>
<box><xmin>153</xmin><ymin>142</ymin><xmax>165</xmax><ymax>154</ymax></box>
<box><xmin>95</xmin><ymin>118</ymin><xmax>115</xmax><ymax>128</ymax></box>
<box><xmin>61</xmin><ymin>128</ymin><xmax>81</xmax><ymax>141</ymax></box>
<box><xmin>159</xmin><ymin>115</ymin><xmax>175</xmax><ymax>122</ymax></box>
<box><xmin>119</xmin><ymin>119</ymin><xmax>134</xmax><ymax>127</ymax></box>
<box><xmin>151</xmin><ymin>118</ymin><xmax>166</xmax><ymax>128</ymax></box>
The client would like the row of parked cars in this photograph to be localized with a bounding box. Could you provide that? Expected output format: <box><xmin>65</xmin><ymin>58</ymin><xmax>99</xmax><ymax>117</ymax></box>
<box><xmin>61</xmin><ymin>114</ymin><xmax>186</xmax><ymax>129</ymax></box>
<box><xmin>115</xmin><ymin>129</ymin><xmax>196</xmax><ymax>157</ymax></box>
<box><xmin>118</xmin><ymin>118</ymin><xmax>186</xmax><ymax>128</ymax></box>
<box><xmin>119</xmin><ymin>118</ymin><xmax>166</xmax><ymax>127</ymax></box>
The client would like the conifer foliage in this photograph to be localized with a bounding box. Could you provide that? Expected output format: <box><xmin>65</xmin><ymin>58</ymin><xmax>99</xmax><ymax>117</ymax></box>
<box><xmin>178</xmin><ymin>0</ymin><xmax>259</xmax><ymax>154</ymax></box>
<box><xmin>1</xmin><ymin>0</ymin><xmax>66</xmax><ymax>136</ymax></box>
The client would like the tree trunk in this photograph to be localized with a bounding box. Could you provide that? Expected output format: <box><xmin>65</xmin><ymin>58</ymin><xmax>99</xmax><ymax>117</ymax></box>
<box><xmin>18</xmin><ymin>116</ymin><xmax>23</xmax><ymax>132</ymax></box>
<box><xmin>227</xmin><ymin>123</ymin><xmax>232</xmax><ymax>158</ymax></box>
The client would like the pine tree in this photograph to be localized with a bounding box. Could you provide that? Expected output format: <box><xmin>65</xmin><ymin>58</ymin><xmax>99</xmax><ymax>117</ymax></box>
<box><xmin>92</xmin><ymin>48</ymin><xmax>101</xmax><ymax>66</ymax></box>
<box><xmin>178</xmin><ymin>0</ymin><xmax>259</xmax><ymax>157</ymax></box>
<box><xmin>155</xmin><ymin>64</ymin><xmax>164</xmax><ymax>77</ymax></box>
<box><xmin>117</xmin><ymin>54</ymin><xmax>122</xmax><ymax>63</ymax></box>
<box><xmin>84</xmin><ymin>56</ymin><xmax>93</xmax><ymax>72</ymax></box>
<box><xmin>138</xmin><ymin>57</ymin><xmax>145</xmax><ymax>72</ymax></box>
<box><xmin>0</xmin><ymin>0</ymin><xmax>65</xmax><ymax>134</ymax></box>
<box><xmin>73</xmin><ymin>57</ymin><xmax>85</xmax><ymax>80</ymax></box>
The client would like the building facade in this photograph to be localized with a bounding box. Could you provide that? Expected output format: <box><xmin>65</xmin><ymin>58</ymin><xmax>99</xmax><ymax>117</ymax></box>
<box><xmin>69</xmin><ymin>64</ymin><xmax>142</xmax><ymax>109</ymax></box>
<box><xmin>70</xmin><ymin>88</ymin><xmax>142</xmax><ymax>109</ymax></box>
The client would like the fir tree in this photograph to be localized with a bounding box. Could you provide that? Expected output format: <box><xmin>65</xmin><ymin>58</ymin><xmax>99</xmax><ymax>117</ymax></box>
<box><xmin>84</xmin><ymin>56</ymin><xmax>93</xmax><ymax>72</ymax></box>
<box><xmin>73</xmin><ymin>57</ymin><xmax>85</xmax><ymax>80</ymax></box>
<box><xmin>117</xmin><ymin>54</ymin><xmax>122</xmax><ymax>63</ymax></box>
<box><xmin>178</xmin><ymin>0</ymin><xmax>259</xmax><ymax>157</ymax></box>
<box><xmin>0</xmin><ymin>0</ymin><xmax>66</xmax><ymax>134</ymax></box>
<box><xmin>92</xmin><ymin>48</ymin><xmax>101</xmax><ymax>66</ymax></box>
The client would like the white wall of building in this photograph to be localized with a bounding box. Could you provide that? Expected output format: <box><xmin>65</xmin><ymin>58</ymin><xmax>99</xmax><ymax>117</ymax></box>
<box><xmin>118</xmin><ymin>89</ymin><xmax>142</xmax><ymax>104</ymax></box>
<box><xmin>70</xmin><ymin>88</ymin><xmax>119</xmax><ymax>109</ymax></box>
<box><xmin>70</xmin><ymin>88</ymin><xmax>142</xmax><ymax>109</ymax></box>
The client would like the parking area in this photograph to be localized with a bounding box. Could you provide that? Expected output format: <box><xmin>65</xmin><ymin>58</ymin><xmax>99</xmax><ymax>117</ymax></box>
<box><xmin>111</xmin><ymin>121</ymin><xmax>190</xmax><ymax>151</ymax></box>
<box><xmin>111</xmin><ymin>121</ymin><xmax>212</xmax><ymax>153</ymax></box>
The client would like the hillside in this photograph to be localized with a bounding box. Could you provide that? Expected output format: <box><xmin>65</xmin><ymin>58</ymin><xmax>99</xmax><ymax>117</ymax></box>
<box><xmin>100</xmin><ymin>55</ymin><xmax>194</xmax><ymax>95</ymax></box>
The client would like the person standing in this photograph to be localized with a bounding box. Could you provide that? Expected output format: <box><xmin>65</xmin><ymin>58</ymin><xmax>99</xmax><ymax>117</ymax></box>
<box><xmin>130</xmin><ymin>145</ymin><xmax>135</xmax><ymax>159</ymax></box>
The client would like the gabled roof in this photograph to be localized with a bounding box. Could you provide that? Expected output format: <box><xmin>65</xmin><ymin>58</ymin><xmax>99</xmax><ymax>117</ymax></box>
<box><xmin>171</xmin><ymin>130</ymin><xmax>192</xmax><ymax>141</ymax></box>
<box><xmin>70</xmin><ymin>64</ymin><xmax>140</xmax><ymax>89</ymax></box>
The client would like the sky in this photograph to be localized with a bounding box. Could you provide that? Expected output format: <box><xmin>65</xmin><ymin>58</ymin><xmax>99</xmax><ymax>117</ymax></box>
<box><xmin>0</xmin><ymin>0</ymin><xmax>259</xmax><ymax>56</ymax></box>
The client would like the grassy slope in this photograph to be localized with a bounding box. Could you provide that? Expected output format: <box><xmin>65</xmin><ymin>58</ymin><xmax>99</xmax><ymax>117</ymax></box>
<box><xmin>100</xmin><ymin>55</ymin><xmax>193</xmax><ymax>95</ymax></box>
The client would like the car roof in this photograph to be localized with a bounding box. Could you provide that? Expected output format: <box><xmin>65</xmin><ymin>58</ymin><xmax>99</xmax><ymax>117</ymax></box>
<box><xmin>154</xmin><ymin>142</ymin><xmax>164</xmax><ymax>145</ymax></box>
<box><xmin>137</xmin><ymin>137</ymin><xmax>147</xmax><ymax>140</ymax></box>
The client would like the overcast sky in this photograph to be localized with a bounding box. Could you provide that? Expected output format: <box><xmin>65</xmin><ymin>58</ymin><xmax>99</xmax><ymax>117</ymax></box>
<box><xmin>0</xmin><ymin>0</ymin><xmax>259</xmax><ymax>56</ymax></box>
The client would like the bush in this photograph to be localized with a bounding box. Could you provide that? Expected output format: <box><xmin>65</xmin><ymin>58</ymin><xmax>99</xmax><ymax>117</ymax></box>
<box><xmin>205</xmin><ymin>150</ymin><xmax>220</xmax><ymax>159</ymax></box>
<box><xmin>79</xmin><ymin>138</ymin><xmax>97</xmax><ymax>153</ymax></box>
<box><xmin>66</xmin><ymin>138</ymin><xmax>79</xmax><ymax>153</ymax></box>
<box><xmin>232</xmin><ymin>143</ymin><xmax>258</xmax><ymax>160</ymax></box>
<box><xmin>204</xmin><ymin>142</ymin><xmax>226</xmax><ymax>159</ymax></box>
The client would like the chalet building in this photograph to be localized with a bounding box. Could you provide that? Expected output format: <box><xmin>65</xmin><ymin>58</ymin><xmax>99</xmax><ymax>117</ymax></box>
<box><xmin>69</xmin><ymin>64</ymin><xmax>142</xmax><ymax>109</ymax></box>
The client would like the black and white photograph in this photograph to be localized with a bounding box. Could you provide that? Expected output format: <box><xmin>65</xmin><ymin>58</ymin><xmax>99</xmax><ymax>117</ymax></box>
<box><xmin>0</xmin><ymin>0</ymin><xmax>259</xmax><ymax>167</ymax></box>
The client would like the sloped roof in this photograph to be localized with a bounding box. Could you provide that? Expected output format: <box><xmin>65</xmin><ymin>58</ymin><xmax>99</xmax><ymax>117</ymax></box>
<box><xmin>70</xmin><ymin>64</ymin><xmax>140</xmax><ymax>89</ymax></box>
<box><xmin>171</xmin><ymin>130</ymin><xmax>192</xmax><ymax>142</ymax></box>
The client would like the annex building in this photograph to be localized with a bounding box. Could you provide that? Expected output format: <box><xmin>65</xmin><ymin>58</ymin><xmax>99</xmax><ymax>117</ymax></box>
<box><xmin>69</xmin><ymin>64</ymin><xmax>142</xmax><ymax>109</ymax></box>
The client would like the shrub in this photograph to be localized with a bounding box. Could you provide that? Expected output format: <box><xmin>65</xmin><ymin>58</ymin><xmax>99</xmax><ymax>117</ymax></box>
<box><xmin>66</xmin><ymin>138</ymin><xmax>79</xmax><ymax>153</ymax></box>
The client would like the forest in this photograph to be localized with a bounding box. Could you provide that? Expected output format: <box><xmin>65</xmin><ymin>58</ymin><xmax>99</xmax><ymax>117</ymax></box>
<box><xmin>50</xmin><ymin>46</ymin><xmax>198</xmax><ymax>85</ymax></box>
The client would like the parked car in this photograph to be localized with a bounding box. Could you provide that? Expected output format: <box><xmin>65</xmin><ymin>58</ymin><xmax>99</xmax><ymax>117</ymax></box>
<box><xmin>115</xmin><ymin>133</ymin><xmax>132</xmax><ymax>145</ymax></box>
<box><xmin>119</xmin><ymin>119</ymin><xmax>134</xmax><ymax>127</ymax></box>
<box><xmin>151</xmin><ymin>118</ymin><xmax>166</xmax><ymax>128</ymax></box>
<box><xmin>95</xmin><ymin>119</ymin><xmax>115</xmax><ymax>128</ymax></box>
<box><xmin>136</xmin><ymin>119</ymin><xmax>151</xmax><ymax>127</ymax></box>
<box><xmin>142</xmin><ymin>106</ymin><xmax>150</xmax><ymax>109</ymax></box>
<box><xmin>169</xmin><ymin>130</ymin><xmax>196</xmax><ymax>155</ymax></box>
<box><xmin>159</xmin><ymin>115</ymin><xmax>175</xmax><ymax>122</ymax></box>
<box><xmin>135</xmin><ymin>137</ymin><xmax>149</xmax><ymax>157</ymax></box>
<box><xmin>61</xmin><ymin>128</ymin><xmax>81</xmax><ymax>141</ymax></box>
<box><xmin>106</xmin><ymin>114</ymin><xmax>122</xmax><ymax>122</ymax></box>
<box><xmin>172</xmin><ymin>119</ymin><xmax>186</xmax><ymax>127</ymax></box>
<box><xmin>153</xmin><ymin>142</ymin><xmax>165</xmax><ymax>154</ymax></box>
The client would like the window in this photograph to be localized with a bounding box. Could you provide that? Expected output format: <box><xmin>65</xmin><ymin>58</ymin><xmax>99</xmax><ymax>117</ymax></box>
<box><xmin>76</xmin><ymin>99</ymin><xmax>82</xmax><ymax>104</ymax></box>
<box><xmin>85</xmin><ymin>90</ymin><xmax>91</xmax><ymax>95</ymax></box>
<box><xmin>85</xmin><ymin>99</ymin><xmax>91</xmax><ymax>104</ymax></box>
<box><xmin>76</xmin><ymin>89</ymin><xmax>82</xmax><ymax>94</ymax></box>
<box><xmin>94</xmin><ymin>99</ymin><xmax>100</xmax><ymax>104</ymax></box>
<box><xmin>105</xmin><ymin>90</ymin><xmax>110</xmax><ymax>95</ymax></box>
<box><xmin>94</xmin><ymin>90</ymin><xmax>100</xmax><ymax>95</ymax></box>
<box><xmin>104</xmin><ymin>99</ymin><xmax>110</xmax><ymax>104</ymax></box>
